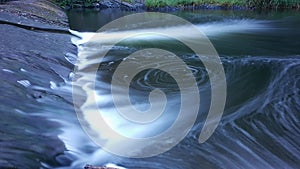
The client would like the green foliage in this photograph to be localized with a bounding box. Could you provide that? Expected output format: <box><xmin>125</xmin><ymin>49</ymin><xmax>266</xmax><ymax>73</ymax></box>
<box><xmin>246</xmin><ymin>0</ymin><xmax>300</xmax><ymax>8</ymax></box>
<box><xmin>52</xmin><ymin>0</ymin><xmax>72</xmax><ymax>7</ymax></box>
<box><xmin>145</xmin><ymin>0</ymin><xmax>246</xmax><ymax>7</ymax></box>
<box><xmin>51</xmin><ymin>0</ymin><xmax>300</xmax><ymax>8</ymax></box>
<box><xmin>52</xmin><ymin>0</ymin><xmax>98</xmax><ymax>8</ymax></box>
<box><xmin>145</xmin><ymin>0</ymin><xmax>300</xmax><ymax>8</ymax></box>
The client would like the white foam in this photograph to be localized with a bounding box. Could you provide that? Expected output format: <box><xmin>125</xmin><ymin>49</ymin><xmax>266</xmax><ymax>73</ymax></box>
<box><xmin>17</xmin><ymin>79</ymin><xmax>31</xmax><ymax>87</ymax></box>
<box><xmin>70</xmin><ymin>19</ymin><xmax>268</xmax><ymax>46</ymax></box>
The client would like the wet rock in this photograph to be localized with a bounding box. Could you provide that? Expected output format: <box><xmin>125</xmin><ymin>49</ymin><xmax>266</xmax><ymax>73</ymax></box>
<box><xmin>0</xmin><ymin>0</ymin><xmax>68</xmax><ymax>28</ymax></box>
<box><xmin>84</xmin><ymin>164</ymin><xmax>119</xmax><ymax>169</ymax></box>
<box><xmin>0</xmin><ymin>0</ymin><xmax>76</xmax><ymax>168</ymax></box>
<box><xmin>99</xmin><ymin>0</ymin><xmax>121</xmax><ymax>9</ymax></box>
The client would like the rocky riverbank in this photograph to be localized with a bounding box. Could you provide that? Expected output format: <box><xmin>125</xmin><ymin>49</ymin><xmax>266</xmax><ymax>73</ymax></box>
<box><xmin>0</xmin><ymin>0</ymin><xmax>76</xmax><ymax>168</ymax></box>
<box><xmin>0</xmin><ymin>0</ymin><xmax>68</xmax><ymax>27</ymax></box>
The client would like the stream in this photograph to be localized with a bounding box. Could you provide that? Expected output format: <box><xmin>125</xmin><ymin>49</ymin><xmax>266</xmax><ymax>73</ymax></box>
<box><xmin>1</xmin><ymin>9</ymin><xmax>300</xmax><ymax>169</ymax></box>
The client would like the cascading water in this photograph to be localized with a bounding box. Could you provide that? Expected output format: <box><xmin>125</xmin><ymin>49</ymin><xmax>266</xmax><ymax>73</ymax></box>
<box><xmin>55</xmin><ymin>13</ymin><xmax>299</xmax><ymax>168</ymax></box>
<box><xmin>1</xmin><ymin>9</ymin><xmax>299</xmax><ymax>169</ymax></box>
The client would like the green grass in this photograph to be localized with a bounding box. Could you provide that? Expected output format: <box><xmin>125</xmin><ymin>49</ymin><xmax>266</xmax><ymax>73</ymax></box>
<box><xmin>246</xmin><ymin>0</ymin><xmax>300</xmax><ymax>8</ymax></box>
<box><xmin>145</xmin><ymin>0</ymin><xmax>300</xmax><ymax>8</ymax></box>
<box><xmin>145</xmin><ymin>0</ymin><xmax>245</xmax><ymax>7</ymax></box>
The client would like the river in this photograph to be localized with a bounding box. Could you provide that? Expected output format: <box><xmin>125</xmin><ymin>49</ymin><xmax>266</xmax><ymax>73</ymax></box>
<box><xmin>1</xmin><ymin>9</ymin><xmax>300</xmax><ymax>169</ymax></box>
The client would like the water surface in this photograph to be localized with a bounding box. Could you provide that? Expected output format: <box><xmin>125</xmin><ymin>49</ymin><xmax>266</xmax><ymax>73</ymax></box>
<box><xmin>1</xmin><ymin>9</ymin><xmax>300</xmax><ymax>169</ymax></box>
<box><xmin>63</xmin><ymin>9</ymin><xmax>300</xmax><ymax>168</ymax></box>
